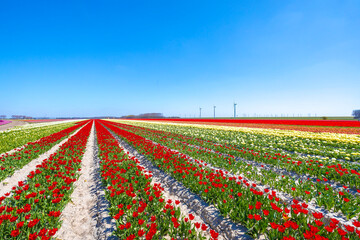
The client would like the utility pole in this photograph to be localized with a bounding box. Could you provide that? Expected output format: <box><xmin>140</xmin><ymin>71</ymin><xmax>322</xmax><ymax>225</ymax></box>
<box><xmin>199</xmin><ymin>107</ymin><xmax>202</xmax><ymax>118</ymax></box>
<box><xmin>234</xmin><ymin>103</ymin><xmax>237</xmax><ymax>119</ymax></box>
<box><xmin>213</xmin><ymin>106</ymin><xmax>216</xmax><ymax>119</ymax></box>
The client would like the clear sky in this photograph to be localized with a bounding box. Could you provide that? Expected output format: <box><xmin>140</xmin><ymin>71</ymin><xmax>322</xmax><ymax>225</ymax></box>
<box><xmin>1</xmin><ymin>0</ymin><xmax>359</xmax><ymax>118</ymax></box>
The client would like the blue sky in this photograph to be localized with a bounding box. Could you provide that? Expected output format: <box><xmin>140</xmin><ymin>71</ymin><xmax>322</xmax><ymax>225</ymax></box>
<box><xmin>1</xmin><ymin>0</ymin><xmax>359</xmax><ymax>118</ymax></box>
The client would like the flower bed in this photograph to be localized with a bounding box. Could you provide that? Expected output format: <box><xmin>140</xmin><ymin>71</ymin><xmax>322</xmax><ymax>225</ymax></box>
<box><xmin>104</xmin><ymin>121</ymin><xmax>360</xmax><ymax>220</ymax></box>
<box><xmin>0</xmin><ymin>120</ymin><xmax>84</xmax><ymax>154</ymax></box>
<box><xmin>0</xmin><ymin>120</ymin><xmax>11</xmax><ymax>126</ymax></box>
<box><xmin>118</xmin><ymin>120</ymin><xmax>360</xmax><ymax>161</ymax></box>
<box><xmin>0</xmin><ymin>120</ymin><xmax>89</xmax><ymax>182</ymax></box>
<box><xmin>0</xmin><ymin>121</ymin><xmax>92</xmax><ymax>239</ymax></box>
<box><xmin>100</xmin><ymin>119</ymin><xmax>360</xmax><ymax>239</ymax></box>
<box><xmin>95</xmin><ymin>120</ymin><xmax>215</xmax><ymax>239</ymax></box>
<box><xmin>135</xmin><ymin>118</ymin><xmax>360</xmax><ymax>128</ymax></box>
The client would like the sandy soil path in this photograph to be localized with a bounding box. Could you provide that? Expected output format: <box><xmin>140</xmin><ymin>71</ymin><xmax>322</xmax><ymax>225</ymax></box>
<box><xmin>0</xmin><ymin>120</ymin><xmax>28</xmax><ymax>131</ymax></box>
<box><xmin>55</xmin><ymin>123</ymin><xmax>116</xmax><ymax>240</ymax></box>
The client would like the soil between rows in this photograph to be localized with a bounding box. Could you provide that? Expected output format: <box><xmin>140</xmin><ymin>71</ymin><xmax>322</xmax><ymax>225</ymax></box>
<box><xmin>0</xmin><ymin>120</ymin><xmax>28</xmax><ymax>132</ymax></box>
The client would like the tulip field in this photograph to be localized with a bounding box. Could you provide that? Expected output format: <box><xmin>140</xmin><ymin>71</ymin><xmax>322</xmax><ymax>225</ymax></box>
<box><xmin>0</xmin><ymin>119</ymin><xmax>360</xmax><ymax>239</ymax></box>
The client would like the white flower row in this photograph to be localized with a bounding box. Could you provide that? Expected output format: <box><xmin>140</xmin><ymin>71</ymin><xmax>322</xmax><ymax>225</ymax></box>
<box><xmin>4</xmin><ymin>119</ymin><xmax>83</xmax><ymax>133</ymax></box>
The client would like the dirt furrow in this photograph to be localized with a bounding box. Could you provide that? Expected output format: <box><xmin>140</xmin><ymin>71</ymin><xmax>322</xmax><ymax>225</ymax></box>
<box><xmin>55</xmin><ymin>123</ymin><xmax>116</xmax><ymax>240</ymax></box>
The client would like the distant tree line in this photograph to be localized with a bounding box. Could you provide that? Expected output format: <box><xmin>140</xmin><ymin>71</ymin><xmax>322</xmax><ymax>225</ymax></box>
<box><xmin>0</xmin><ymin>115</ymin><xmax>33</xmax><ymax>119</ymax></box>
<box><xmin>10</xmin><ymin>115</ymin><xmax>33</xmax><ymax>119</ymax></box>
<box><xmin>121</xmin><ymin>113</ymin><xmax>164</xmax><ymax>119</ymax></box>
<box><xmin>121</xmin><ymin>113</ymin><xmax>180</xmax><ymax>119</ymax></box>
<box><xmin>353</xmin><ymin>110</ymin><xmax>360</xmax><ymax>120</ymax></box>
